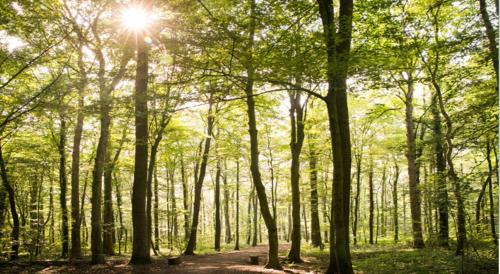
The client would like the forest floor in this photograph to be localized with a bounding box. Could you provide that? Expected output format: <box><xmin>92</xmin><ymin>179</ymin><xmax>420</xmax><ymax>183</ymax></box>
<box><xmin>0</xmin><ymin>240</ymin><xmax>497</xmax><ymax>273</ymax></box>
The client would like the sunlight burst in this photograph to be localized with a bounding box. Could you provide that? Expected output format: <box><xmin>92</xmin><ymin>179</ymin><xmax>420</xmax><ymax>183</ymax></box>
<box><xmin>121</xmin><ymin>5</ymin><xmax>154</xmax><ymax>32</ymax></box>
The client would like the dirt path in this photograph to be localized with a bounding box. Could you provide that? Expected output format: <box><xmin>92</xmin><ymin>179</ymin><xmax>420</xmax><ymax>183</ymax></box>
<box><xmin>10</xmin><ymin>244</ymin><xmax>320</xmax><ymax>274</ymax></box>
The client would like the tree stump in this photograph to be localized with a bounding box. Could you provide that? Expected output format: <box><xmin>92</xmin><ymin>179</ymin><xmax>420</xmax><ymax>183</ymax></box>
<box><xmin>249</xmin><ymin>255</ymin><xmax>259</xmax><ymax>265</ymax></box>
<box><xmin>168</xmin><ymin>256</ymin><xmax>182</xmax><ymax>265</ymax></box>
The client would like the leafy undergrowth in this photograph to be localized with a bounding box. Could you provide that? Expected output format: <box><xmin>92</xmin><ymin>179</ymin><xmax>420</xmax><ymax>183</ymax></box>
<box><xmin>0</xmin><ymin>241</ymin><xmax>497</xmax><ymax>273</ymax></box>
<box><xmin>295</xmin><ymin>239</ymin><xmax>498</xmax><ymax>274</ymax></box>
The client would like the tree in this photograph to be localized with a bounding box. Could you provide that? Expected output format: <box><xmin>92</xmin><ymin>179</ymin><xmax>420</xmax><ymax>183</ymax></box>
<box><xmin>130</xmin><ymin>12</ymin><xmax>151</xmax><ymax>264</ymax></box>
<box><xmin>317</xmin><ymin>0</ymin><xmax>355</xmax><ymax>272</ymax></box>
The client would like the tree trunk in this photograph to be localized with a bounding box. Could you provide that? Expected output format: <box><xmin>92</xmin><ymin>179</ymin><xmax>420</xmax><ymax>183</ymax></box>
<box><xmin>486</xmin><ymin>142</ymin><xmax>498</xmax><ymax>244</ymax></box>
<box><xmin>287</xmin><ymin>91</ymin><xmax>306</xmax><ymax>263</ymax></box>
<box><xmin>181</xmin><ymin>157</ymin><xmax>190</xmax><ymax>241</ymax></box>
<box><xmin>154</xmin><ymin>166</ymin><xmax>160</xmax><ymax>252</ymax></box>
<box><xmin>235</xmin><ymin>158</ymin><xmax>240</xmax><ymax>250</ymax></box>
<box><xmin>317</xmin><ymin>0</ymin><xmax>354</xmax><ymax>272</ymax></box>
<box><xmin>433</xmin><ymin>75</ymin><xmax>466</xmax><ymax>256</ymax></box>
<box><xmin>309</xmin><ymin>143</ymin><xmax>323</xmax><ymax>248</ymax></box>
<box><xmin>381</xmin><ymin>165</ymin><xmax>386</xmax><ymax>237</ymax></box>
<box><xmin>368</xmin><ymin>158</ymin><xmax>374</xmax><ymax>245</ymax></box>
<box><xmin>57</xmin><ymin>116</ymin><xmax>69</xmax><ymax>258</ymax></box>
<box><xmin>244</xmin><ymin>1</ymin><xmax>281</xmax><ymax>269</ymax></box>
<box><xmin>432</xmin><ymin>95</ymin><xmax>449</xmax><ymax>247</ymax></box>
<box><xmin>70</xmin><ymin>38</ymin><xmax>88</xmax><ymax>259</ymax></box>
<box><xmin>247</xmin><ymin>186</ymin><xmax>253</xmax><ymax>245</ymax></box>
<box><xmin>479</xmin><ymin>0</ymin><xmax>499</xmax><ymax>82</ymax></box>
<box><xmin>169</xmin><ymin>166</ymin><xmax>178</xmax><ymax>245</ymax></box>
<box><xmin>403</xmin><ymin>76</ymin><xmax>425</xmax><ymax>248</ymax></box>
<box><xmin>130</xmin><ymin>27</ymin><xmax>151</xmax><ymax>264</ymax></box>
<box><xmin>114</xmin><ymin>174</ymin><xmax>124</xmax><ymax>255</ymax></box>
<box><xmin>393</xmin><ymin>162</ymin><xmax>399</xmax><ymax>243</ymax></box>
<box><xmin>103</xmin><ymin>148</ymin><xmax>114</xmax><ymax>256</ymax></box>
<box><xmin>223</xmin><ymin>160</ymin><xmax>232</xmax><ymax>244</ymax></box>
<box><xmin>0</xmin><ymin>145</ymin><xmax>19</xmax><ymax>260</ymax></box>
<box><xmin>252</xmin><ymin>187</ymin><xmax>258</xmax><ymax>247</ymax></box>
<box><xmin>70</xmin><ymin>45</ymin><xmax>86</xmax><ymax>259</ymax></box>
<box><xmin>214</xmin><ymin>156</ymin><xmax>221</xmax><ymax>251</ymax></box>
<box><xmin>353</xmin><ymin>154</ymin><xmax>361</xmax><ymax>245</ymax></box>
<box><xmin>184</xmin><ymin>94</ymin><xmax>215</xmax><ymax>255</ymax></box>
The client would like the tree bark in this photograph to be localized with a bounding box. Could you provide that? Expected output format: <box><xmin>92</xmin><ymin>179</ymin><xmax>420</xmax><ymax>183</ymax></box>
<box><xmin>317</xmin><ymin>0</ymin><xmax>354</xmax><ymax>272</ymax></box>
<box><xmin>244</xmin><ymin>0</ymin><xmax>281</xmax><ymax>269</ymax></box>
<box><xmin>70</xmin><ymin>42</ymin><xmax>87</xmax><ymax>260</ymax></box>
<box><xmin>91</xmin><ymin>40</ymin><xmax>131</xmax><ymax>264</ymax></box>
<box><xmin>393</xmin><ymin>161</ymin><xmax>399</xmax><ymax>243</ymax></box>
<box><xmin>184</xmin><ymin>94</ymin><xmax>215</xmax><ymax>255</ymax></box>
<box><xmin>403</xmin><ymin>76</ymin><xmax>425</xmax><ymax>248</ymax></box>
<box><xmin>433</xmin><ymin>74</ymin><xmax>467</xmax><ymax>256</ymax></box>
<box><xmin>479</xmin><ymin>0</ymin><xmax>499</xmax><ymax>82</ymax></box>
<box><xmin>103</xmin><ymin>125</ymin><xmax>127</xmax><ymax>255</ymax></box>
<box><xmin>353</xmin><ymin>153</ymin><xmax>361</xmax><ymax>245</ymax></box>
<box><xmin>130</xmin><ymin>27</ymin><xmax>151</xmax><ymax>264</ymax></box>
<box><xmin>486</xmin><ymin>142</ymin><xmax>498</xmax><ymax>244</ymax></box>
<box><xmin>114</xmin><ymin>174</ymin><xmax>124</xmax><ymax>255</ymax></box>
<box><xmin>368</xmin><ymin>158</ymin><xmax>374</xmax><ymax>245</ymax></box>
<box><xmin>0</xmin><ymin>145</ymin><xmax>19</xmax><ymax>260</ymax></box>
<box><xmin>214</xmin><ymin>155</ymin><xmax>221</xmax><ymax>251</ymax></box>
<box><xmin>288</xmin><ymin>90</ymin><xmax>306</xmax><ymax>263</ymax></box>
<box><xmin>432</xmin><ymin>95</ymin><xmax>449</xmax><ymax>247</ymax></box>
<box><xmin>181</xmin><ymin>157</ymin><xmax>190</xmax><ymax>241</ymax></box>
<box><xmin>309</xmin><ymin>142</ymin><xmax>323</xmax><ymax>248</ymax></box>
<box><xmin>223</xmin><ymin>159</ymin><xmax>231</xmax><ymax>244</ymax></box>
<box><xmin>234</xmin><ymin>158</ymin><xmax>240</xmax><ymax>250</ymax></box>
<box><xmin>153</xmin><ymin>166</ymin><xmax>160</xmax><ymax>252</ymax></box>
<box><xmin>57</xmin><ymin>115</ymin><xmax>69</xmax><ymax>258</ymax></box>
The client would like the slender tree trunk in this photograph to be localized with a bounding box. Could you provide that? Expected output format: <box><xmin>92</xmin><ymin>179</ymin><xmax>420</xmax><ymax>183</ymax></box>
<box><xmin>244</xmin><ymin>0</ymin><xmax>281</xmax><ymax>269</ymax></box>
<box><xmin>30</xmin><ymin>172</ymin><xmax>39</xmax><ymax>257</ymax></box>
<box><xmin>153</xmin><ymin>166</ymin><xmax>160</xmax><ymax>252</ymax></box>
<box><xmin>433</xmin><ymin>75</ymin><xmax>466</xmax><ymax>256</ymax></box>
<box><xmin>479</xmin><ymin>0</ymin><xmax>499</xmax><ymax>83</ymax></box>
<box><xmin>181</xmin><ymin>157</ymin><xmax>189</xmax><ymax>241</ymax></box>
<box><xmin>381</xmin><ymin>165</ymin><xmax>386</xmax><ymax>237</ymax></box>
<box><xmin>486</xmin><ymin>142</ymin><xmax>498</xmax><ymax>244</ymax></box>
<box><xmin>425</xmin><ymin>5</ymin><xmax>465</xmax><ymax>254</ymax></box>
<box><xmin>130</xmin><ymin>26</ymin><xmax>151</xmax><ymax>264</ymax></box>
<box><xmin>432</xmin><ymin>95</ymin><xmax>449</xmax><ymax>247</ymax></box>
<box><xmin>103</xmin><ymin>148</ymin><xmax>115</xmax><ymax>255</ymax></box>
<box><xmin>317</xmin><ymin>0</ymin><xmax>354</xmax><ymax>272</ymax></box>
<box><xmin>147</xmin><ymin>142</ymin><xmax>160</xmax><ymax>256</ymax></box>
<box><xmin>247</xmin><ymin>186</ymin><xmax>253</xmax><ymax>245</ymax></box>
<box><xmin>393</xmin><ymin>162</ymin><xmax>399</xmax><ymax>243</ymax></box>
<box><xmin>50</xmin><ymin>176</ymin><xmax>55</xmax><ymax>245</ymax></box>
<box><xmin>368</xmin><ymin>158</ymin><xmax>374</xmax><ymax>245</ymax></box>
<box><xmin>0</xmin><ymin>145</ymin><xmax>19</xmax><ymax>260</ymax></box>
<box><xmin>184</xmin><ymin>94</ymin><xmax>215</xmax><ymax>255</ymax></box>
<box><xmin>309</xmin><ymin>143</ymin><xmax>323</xmax><ymax>248</ymax></box>
<box><xmin>114</xmin><ymin>174</ymin><xmax>124</xmax><ymax>255</ymax></box>
<box><xmin>353</xmin><ymin>154</ymin><xmax>361</xmax><ymax>245</ymax></box>
<box><xmin>214</xmin><ymin>156</ymin><xmax>221</xmax><ymax>251</ymax></box>
<box><xmin>169</xmin><ymin>167</ymin><xmax>178</xmax><ymax>245</ymax></box>
<box><xmin>252</xmin><ymin>187</ymin><xmax>258</xmax><ymax>247</ymax></box>
<box><xmin>57</xmin><ymin>116</ymin><xmax>69</xmax><ymax>258</ymax></box>
<box><xmin>70</xmin><ymin>45</ymin><xmax>86</xmax><ymax>259</ymax></box>
<box><xmin>403</xmin><ymin>76</ymin><xmax>425</xmax><ymax>248</ymax></box>
<box><xmin>235</xmin><ymin>158</ymin><xmax>240</xmax><ymax>250</ymax></box>
<box><xmin>223</xmin><ymin>160</ymin><xmax>231</xmax><ymax>244</ymax></box>
<box><xmin>288</xmin><ymin>91</ymin><xmax>305</xmax><ymax>263</ymax></box>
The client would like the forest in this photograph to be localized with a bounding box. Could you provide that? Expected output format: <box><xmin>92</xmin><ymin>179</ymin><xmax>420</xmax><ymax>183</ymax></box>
<box><xmin>0</xmin><ymin>0</ymin><xmax>498</xmax><ymax>273</ymax></box>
